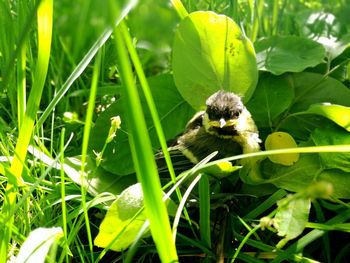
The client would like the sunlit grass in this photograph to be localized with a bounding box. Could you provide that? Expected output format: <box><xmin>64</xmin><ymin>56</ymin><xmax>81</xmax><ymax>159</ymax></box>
<box><xmin>0</xmin><ymin>0</ymin><xmax>349</xmax><ymax>262</ymax></box>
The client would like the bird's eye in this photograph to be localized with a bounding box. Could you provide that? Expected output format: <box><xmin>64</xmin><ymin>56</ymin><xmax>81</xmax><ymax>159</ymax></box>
<box><xmin>223</xmin><ymin>111</ymin><xmax>231</xmax><ymax>120</ymax></box>
<box><xmin>207</xmin><ymin>108</ymin><xmax>218</xmax><ymax>120</ymax></box>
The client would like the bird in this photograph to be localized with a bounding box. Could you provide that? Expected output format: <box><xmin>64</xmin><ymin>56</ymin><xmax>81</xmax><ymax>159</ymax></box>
<box><xmin>157</xmin><ymin>90</ymin><xmax>261</xmax><ymax>175</ymax></box>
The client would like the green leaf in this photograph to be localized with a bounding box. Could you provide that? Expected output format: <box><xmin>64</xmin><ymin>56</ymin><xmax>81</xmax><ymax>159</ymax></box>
<box><xmin>279</xmin><ymin>72</ymin><xmax>350</xmax><ymax>139</ymax></box>
<box><xmin>274</xmin><ymin>196</ymin><xmax>311</xmax><ymax>240</ymax></box>
<box><xmin>290</xmin><ymin>72</ymin><xmax>350</xmax><ymax>113</ymax></box>
<box><xmin>255</xmin><ymin>36</ymin><xmax>325</xmax><ymax>75</ymax></box>
<box><xmin>94</xmin><ymin>183</ymin><xmax>176</xmax><ymax>251</ymax></box>
<box><xmin>304</xmin><ymin>103</ymin><xmax>350</xmax><ymax>131</ymax></box>
<box><xmin>198</xmin><ymin>160</ymin><xmax>241</xmax><ymax>179</ymax></box>
<box><xmin>64</xmin><ymin>156</ymin><xmax>136</xmax><ymax>196</ymax></box>
<box><xmin>172</xmin><ymin>11</ymin><xmax>258</xmax><ymax>109</ymax></box>
<box><xmin>16</xmin><ymin>227</ymin><xmax>63</xmax><ymax>263</ymax></box>
<box><xmin>262</xmin><ymin>152</ymin><xmax>320</xmax><ymax>193</ymax></box>
<box><xmin>265</xmin><ymin>132</ymin><xmax>299</xmax><ymax>166</ymax></box>
<box><xmin>311</xmin><ymin>125</ymin><xmax>350</xmax><ymax>172</ymax></box>
<box><xmin>94</xmin><ymin>183</ymin><xmax>149</xmax><ymax>251</ymax></box>
<box><xmin>89</xmin><ymin>74</ymin><xmax>195</xmax><ymax>175</ymax></box>
<box><xmin>246</xmin><ymin>73</ymin><xmax>294</xmax><ymax>128</ymax></box>
<box><xmin>279</xmin><ymin>114</ymin><xmax>332</xmax><ymax>141</ymax></box>
<box><xmin>319</xmin><ymin>169</ymin><xmax>350</xmax><ymax>198</ymax></box>
<box><xmin>259</xmin><ymin>138</ymin><xmax>350</xmax><ymax>198</ymax></box>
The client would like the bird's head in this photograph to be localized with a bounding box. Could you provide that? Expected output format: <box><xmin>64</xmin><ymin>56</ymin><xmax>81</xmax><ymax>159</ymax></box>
<box><xmin>203</xmin><ymin>91</ymin><xmax>245</xmax><ymax>137</ymax></box>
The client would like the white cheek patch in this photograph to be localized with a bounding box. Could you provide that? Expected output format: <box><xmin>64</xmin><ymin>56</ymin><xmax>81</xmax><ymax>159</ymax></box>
<box><xmin>236</xmin><ymin>108</ymin><xmax>251</xmax><ymax>132</ymax></box>
<box><xmin>235</xmin><ymin>108</ymin><xmax>261</xmax><ymax>153</ymax></box>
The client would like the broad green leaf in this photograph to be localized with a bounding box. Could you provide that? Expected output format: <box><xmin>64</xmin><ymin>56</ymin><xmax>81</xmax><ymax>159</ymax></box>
<box><xmin>265</xmin><ymin>132</ymin><xmax>299</xmax><ymax>166</ymax></box>
<box><xmin>304</xmin><ymin>103</ymin><xmax>350</xmax><ymax>131</ymax></box>
<box><xmin>16</xmin><ymin>227</ymin><xmax>63</xmax><ymax>263</ymax></box>
<box><xmin>279</xmin><ymin>114</ymin><xmax>332</xmax><ymax>141</ymax></box>
<box><xmin>273</xmin><ymin>197</ymin><xmax>311</xmax><ymax>240</ymax></box>
<box><xmin>319</xmin><ymin>169</ymin><xmax>350</xmax><ymax>198</ymax></box>
<box><xmin>89</xmin><ymin>74</ymin><xmax>195</xmax><ymax>175</ymax></box>
<box><xmin>172</xmin><ymin>11</ymin><xmax>258</xmax><ymax>110</ymax></box>
<box><xmin>94</xmin><ymin>183</ymin><xmax>149</xmax><ymax>251</ymax></box>
<box><xmin>64</xmin><ymin>156</ymin><xmax>136</xmax><ymax>196</ymax></box>
<box><xmin>279</xmin><ymin>72</ymin><xmax>350</xmax><ymax>139</ymax></box>
<box><xmin>260</xmin><ymin>139</ymin><xmax>350</xmax><ymax>198</ymax></box>
<box><xmin>94</xmin><ymin>183</ymin><xmax>176</xmax><ymax>251</ymax></box>
<box><xmin>261</xmin><ymin>141</ymin><xmax>321</xmax><ymax>192</ymax></box>
<box><xmin>311</xmin><ymin>125</ymin><xmax>350</xmax><ymax>172</ymax></box>
<box><xmin>247</xmin><ymin>74</ymin><xmax>294</xmax><ymax>128</ymax></box>
<box><xmin>198</xmin><ymin>160</ymin><xmax>241</xmax><ymax>179</ymax></box>
<box><xmin>290</xmin><ymin>72</ymin><xmax>350</xmax><ymax>113</ymax></box>
<box><xmin>255</xmin><ymin>36</ymin><xmax>325</xmax><ymax>75</ymax></box>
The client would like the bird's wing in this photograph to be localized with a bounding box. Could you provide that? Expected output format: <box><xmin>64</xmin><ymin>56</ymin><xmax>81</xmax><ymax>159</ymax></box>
<box><xmin>185</xmin><ymin>110</ymin><xmax>205</xmax><ymax>131</ymax></box>
<box><xmin>155</xmin><ymin>145</ymin><xmax>195</xmax><ymax>176</ymax></box>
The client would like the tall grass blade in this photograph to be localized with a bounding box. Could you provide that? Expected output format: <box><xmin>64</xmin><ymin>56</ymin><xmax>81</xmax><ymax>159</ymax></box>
<box><xmin>79</xmin><ymin>50</ymin><xmax>102</xmax><ymax>262</ymax></box>
<box><xmin>36</xmin><ymin>0</ymin><xmax>138</xmax><ymax>128</ymax></box>
<box><xmin>16</xmin><ymin>1</ymin><xmax>27</xmax><ymax>126</ymax></box>
<box><xmin>170</xmin><ymin>0</ymin><xmax>188</xmax><ymax>19</ymax></box>
<box><xmin>0</xmin><ymin>0</ymin><xmax>53</xmax><ymax>261</ymax></box>
<box><xmin>109</xmin><ymin>3</ymin><xmax>178</xmax><ymax>261</ymax></box>
<box><xmin>199</xmin><ymin>174</ymin><xmax>211</xmax><ymax>248</ymax></box>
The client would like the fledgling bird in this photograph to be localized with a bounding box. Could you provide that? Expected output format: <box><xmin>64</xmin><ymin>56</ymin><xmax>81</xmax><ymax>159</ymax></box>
<box><xmin>159</xmin><ymin>90</ymin><xmax>261</xmax><ymax>174</ymax></box>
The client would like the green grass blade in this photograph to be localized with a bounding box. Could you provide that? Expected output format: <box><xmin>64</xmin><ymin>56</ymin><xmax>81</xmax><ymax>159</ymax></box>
<box><xmin>172</xmin><ymin>173</ymin><xmax>202</xmax><ymax>241</ymax></box>
<box><xmin>199</xmin><ymin>174</ymin><xmax>211</xmax><ymax>248</ymax></box>
<box><xmin>250</xmin><ymin>0</ymin><xmax>264</xmax><ymax>42</ymax></box>
<box><xmin>170</xmin><ymin>0</ymin><xmax>188</xmax><ymax>19</ymax></box>
<box><xmin>16</xmin><ymin>1</ymin><xmax>27</xmax><ymax>127</ymax></box>
<box><xmin>271</xmin><ymin>0</ymin><xmax>279</xmax><ymax>35</ymax></box>
<box><xmin>119</xmin><ymin>21</ymin><xmax>178</xmax><ymax>186</ymax></box>
<box><xmin>59</xmin><ymin>128</ymin><xmax>69</xmax><ymax>263</ymax></box>
<box><xmin>119</xmin><ymin>21</ymin><xmax>192</xmax><ymax>223</ymax></box>
<box><xmin>11</xmin><ymin>0</ymin><xmax>53</xmax><ymax>184</ymax></box>
<box><xmin>79</xmin><ymin>50</ymin><xmax>102</xmax><ymax>262</ymax></box>
<box><xmin>110</xmin><ymin>8</ymin><xmax>178</xmax><ymax>263</ymax></box>
<box><xmin>0</xmin><ymin>0</ymin><xmax>53</xmax><ymax>261</ymax></box>
<box><xmin>36</xmin><ymin>0</ymin><xmax>138</xmax><ymax>128</ymax></box>
<box><xmin>244</xmin><ymin>189</ymin><xmax>288</xmax><ymax>219</ymax></box>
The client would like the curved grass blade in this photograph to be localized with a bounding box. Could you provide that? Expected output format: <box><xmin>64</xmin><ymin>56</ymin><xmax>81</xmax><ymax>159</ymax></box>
<box><xmin>36</xmin><ymin>0</ymin><xmax>138</xmax><ymax>128</ymax></box>
<box><xmin>109</xmin><ymin>5</ymin><xmax>178</xmax><ymax>262</ymax></box>
<box><xmin>1</xmin><ymin>0</ymin><xmax>53</xmax><ymax>261</ymax></box>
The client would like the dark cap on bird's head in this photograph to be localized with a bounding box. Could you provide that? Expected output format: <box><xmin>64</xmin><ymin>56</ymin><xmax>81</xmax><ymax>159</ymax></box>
<box><xmin>205</xmin><ymin>91</ymin><xmax>244</xmax><ymax>128</ymax></box>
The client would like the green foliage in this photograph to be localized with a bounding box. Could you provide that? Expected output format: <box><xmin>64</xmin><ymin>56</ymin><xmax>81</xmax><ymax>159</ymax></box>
<box><xmin>1</xmin><ymin>0</ymin><xmax>350</xmax><ymax>262</ymax></box>
<box><xmin>274</xmin><ymin>196</ymin><xmax>311</xmax><ymax>242</ymax></box>
<box><xmin>265</xmin><ymin>132</ymin><xmax>299</xmax><ymax>166</ymax></box>
<box><xmin>246</xmin><ymin>74</ymin><xmax>294</xmax><ymax>128</ymax></box>
<box><xmin>303</xmin><ymin>103</ymin><xmax>350</xmax><ymax>131</ymax></box>
<box><xmin>15</xmin><ymin>227</ymin><xmax>63</xmax><ymax>263</ymax></box>
<box><xmin>311</xmin><ymin>125</ymin><xmax>350</xmax><ymax>172</ymax></box>
<box><xmin>255</xmin><ymin>36</ymin><xmax>326</xmax><ymax>75</ymax></box>
<box><xmin>173</xmin><ymin>11</ymin><xmax>258</xmax><ymax>109</ymax></box>
<box><xmin>94</xmin><ymin>183</ymin><xmax>149</xmax><ymax>252</ymax></box>
<box><xmin>89</xmin><ymin>74</ymin><xmax>195</xmax><ymax>175</ymax></box>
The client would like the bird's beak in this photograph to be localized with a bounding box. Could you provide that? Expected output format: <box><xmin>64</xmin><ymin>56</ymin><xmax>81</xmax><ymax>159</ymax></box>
<box><xmin>219</xmin><ymin>118</ymin><xmax>226</xmax><ymax>128</ymax></box>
